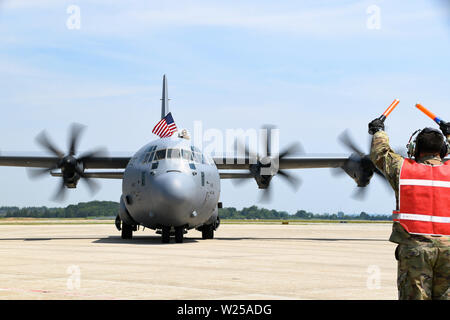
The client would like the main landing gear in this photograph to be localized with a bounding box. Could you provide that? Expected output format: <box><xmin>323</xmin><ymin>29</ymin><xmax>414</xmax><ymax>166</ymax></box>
<box><xmin>116</xmin><ymin>214</ymin><xmax>138</xmax><ymax>240</ymax></box>
<box><xmin>197</xmin><ymin>217</ymin><xmax>219</xmax><ymax>240</ymax></box>
<box><xmin>201</xmin><ymin>224</ymin><xmax>214</xmax><ymax>239</ymax></box>
<box><xmin>121</xmin><ymin>222</ymin><xmax>137</xmax><ymax>240</ymax></box>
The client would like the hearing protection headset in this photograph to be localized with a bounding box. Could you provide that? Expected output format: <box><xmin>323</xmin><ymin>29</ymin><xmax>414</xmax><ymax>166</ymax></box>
<box><xmin>406</xmin><ymin>127</ymin><xmax>449</xmax><ymax>159</ymax></box>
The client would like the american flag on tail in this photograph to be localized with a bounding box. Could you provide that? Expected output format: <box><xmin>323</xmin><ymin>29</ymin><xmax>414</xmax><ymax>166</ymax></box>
<box><xmin>152</xmin><ymin>112</ymin><xmax>177</xmax><ymax>138</ymax></box>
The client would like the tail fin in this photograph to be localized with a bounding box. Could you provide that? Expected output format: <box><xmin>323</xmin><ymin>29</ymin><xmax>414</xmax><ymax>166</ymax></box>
<box><xmin>161</xmin><ymin>74</ymin><xmax>169</xmax><ymax>119</ymax></box>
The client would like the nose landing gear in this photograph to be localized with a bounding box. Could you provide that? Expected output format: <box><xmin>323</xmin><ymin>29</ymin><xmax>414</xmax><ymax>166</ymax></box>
<box><xmin>161</xmin><ymin>226</ymin><xmax>186</xmax><ymax>243</ymax></box>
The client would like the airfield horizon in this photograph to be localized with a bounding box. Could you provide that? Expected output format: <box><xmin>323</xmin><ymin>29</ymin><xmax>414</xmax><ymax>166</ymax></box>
<box><xmin>0</xmin><ymin>217</ymin><xmax>391</xmax><ymax>225</ymax></box>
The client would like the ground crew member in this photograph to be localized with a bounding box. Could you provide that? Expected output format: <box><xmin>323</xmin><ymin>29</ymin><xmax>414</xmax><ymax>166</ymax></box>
<box><xmin>368</xmin><ymin>118</ymin><xmax>450</xmax><ymax>300</ymax></box>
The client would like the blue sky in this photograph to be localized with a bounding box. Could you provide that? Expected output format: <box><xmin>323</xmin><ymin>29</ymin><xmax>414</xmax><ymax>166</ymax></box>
<box><xmin>0</xmin><ymin>0</ymin><xmax>449</xmax><ymax>214</ymax></box>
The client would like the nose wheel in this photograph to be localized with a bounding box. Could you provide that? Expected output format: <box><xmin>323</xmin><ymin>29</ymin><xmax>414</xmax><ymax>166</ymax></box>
<box><xmin>161</xmin><ymin>226</ymin><xmax>185</xmax><ymax>243</ymax></box>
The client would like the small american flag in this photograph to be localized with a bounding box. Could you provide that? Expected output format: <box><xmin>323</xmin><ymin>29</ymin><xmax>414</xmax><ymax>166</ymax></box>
<box><xmin>152</xmin><ymin>112</ymin><xmax>177</xmax><ymax>138</ymax></box>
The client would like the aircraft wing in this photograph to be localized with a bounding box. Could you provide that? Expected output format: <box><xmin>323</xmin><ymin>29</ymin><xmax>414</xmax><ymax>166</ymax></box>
<box><xmin>51</xmin><ymin>171</ymin><xmax>124</xmax><ymax>179</ymax></box>
<box><xmin>0</xmin><ymin>156</ymin><xmax>60</xmax><ymax>168</ymax></box>
<box><xmin>0</xmin><ymin>156</ymin><xmax>131</xmax><ymax>169</ymax></box>
<box><xmin>213</xmin><ymin>155</ymin><xmax>369</xmax><ymax>189</ymax></box>
<box><xmin>213</xmin><ymin>157</ymin><xmax>348</xmax><ymax>170</ymax></box>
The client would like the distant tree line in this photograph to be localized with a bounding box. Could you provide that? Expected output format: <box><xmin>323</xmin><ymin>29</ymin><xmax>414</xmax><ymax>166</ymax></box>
<box><xmin>0</xmin><ymin>201</ymin><xmax>119</xmax><ymax>218</ymax></box>
<box><xmin>0</xmin><ymin>202</ymin><xmax>392</xmax><ymax>221</ymax></box>
<box><xmin>218</xmin><ymin>206</ymin><xmax>392</xmax><ymax>221</ymax></box>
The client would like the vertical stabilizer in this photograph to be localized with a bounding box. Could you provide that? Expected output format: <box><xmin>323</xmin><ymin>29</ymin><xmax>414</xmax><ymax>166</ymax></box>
<box><xmin>161</xmin><ymin>74</ymin><xmax>169</xmax><ymax>119</ymax></box>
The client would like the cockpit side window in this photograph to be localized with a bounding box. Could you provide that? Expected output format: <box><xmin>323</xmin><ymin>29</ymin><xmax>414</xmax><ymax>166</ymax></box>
<box><xmin>191</xmin><ymin>146</ymin><xmax>202</xmax><ymax>153</ymax></box>
<box><xmin>143</xmin><ymin>151</ymin><xmax>155</xmax><ymax>163</ymax></box>
<box><xmin>167</xmin><ymin>148</ymin><xmax>181</xmax><ymax>159</ymax></box>
<box><xmin>193</xmin><ymin>152</ymin><xmax>202</xmax><ymax>164</ymax></box>
<box><xmin>155</xmin><ymin>149</ymin><xmax>167</xmax><ymax>160</ymax></box>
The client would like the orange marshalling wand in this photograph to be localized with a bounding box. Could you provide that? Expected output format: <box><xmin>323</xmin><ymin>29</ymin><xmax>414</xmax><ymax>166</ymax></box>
<box><xmin>379</xmin><ymin>99</ymin><xmax>400</xmax><ymax>121</ymax></box>
<box><xmin>415</xmin><ymin>103</ymin><xmax>442</xmax><ymax>124</ymax></box>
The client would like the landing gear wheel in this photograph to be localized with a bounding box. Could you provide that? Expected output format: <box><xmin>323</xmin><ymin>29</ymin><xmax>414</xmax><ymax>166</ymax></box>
<box><xmin>162</xmin><ymin>226</ymin><xmax>170</xmax><ymax>243</ymax></box>
<box><xmin>121</xmin><ymin>223</ymin><xmax>133</xmax><ymax>239</ymax></box>
<box><xmin>175</xmin><ymin>227</ymin><xmax>184</xmax><ymax>243</ymax></box>
<box><xmin>202</xmin><ymin>225</ymin><xmax>214</xmax><ymax>239</ymax></box>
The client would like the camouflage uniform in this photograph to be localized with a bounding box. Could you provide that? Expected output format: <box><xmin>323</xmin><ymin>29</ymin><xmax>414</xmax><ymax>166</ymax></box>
<box><xmin>370</xmin><ymin>130</ymin><xmax>450</xmax><ymax>300</ymax></box>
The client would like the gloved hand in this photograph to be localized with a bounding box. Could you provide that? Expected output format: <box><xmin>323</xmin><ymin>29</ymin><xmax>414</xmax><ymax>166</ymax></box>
<box><xmin>368</xmin><ymin>118</ymin><xmax>385</xmax><ymax>135</ymax></box>
<box><xmin>439</xmin><ymin>120</ymin><xmax>450</xmax><ymax>136</ymax></box>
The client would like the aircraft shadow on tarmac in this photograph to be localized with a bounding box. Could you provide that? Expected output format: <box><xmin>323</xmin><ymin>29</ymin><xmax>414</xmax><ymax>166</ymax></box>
<box><xmin>214</xmin><ymin>237</ymin><xmax>387</xmax><ymax>242</ymax></box>
<box><xmin>0</xmin><ymin>236</ymin><xmax>199</xmax><ymax>245</ymax></box>
<box><xmin>0</xmin><ymin>237</ymin><xmax>386</xmax><ymax>243</ymax></box>
<box><xmin>93</xmin><ymin>236</ymin><xmax>199</xmax><ymax>245</ymax></box>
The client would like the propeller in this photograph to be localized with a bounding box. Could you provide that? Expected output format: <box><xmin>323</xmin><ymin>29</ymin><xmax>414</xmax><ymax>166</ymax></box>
<box><xmin>28</xmin><ymin>123</ymin><xmax>106</xmax><ymax>201</ymax></box>
<box><xmin>338</xmin><ymin>130</ymin><xmax>366</xmax><ymax>157</ymax></box>
<box><xmin>232</xmin><ymin>125</ymin><xmax>303</xmax><ymax>203</ymax></box>
<box><xmin>334</xmin><ymin>130</ymin><xmax>390</xmax><ymax>200</ymax></box>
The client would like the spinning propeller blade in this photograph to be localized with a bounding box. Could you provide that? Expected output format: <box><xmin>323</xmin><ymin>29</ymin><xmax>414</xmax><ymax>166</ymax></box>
<box><xmin>29</xmin><ymin>123</ymin><xmax>107</xmax><ymax>202</ymax></box>
<box><xmin>335</xmin><ymin>130</ymin><xmax>391</xmax><ymax>200</ymax></box>
<box><xmin>232</xmin><ymin>125</ymin><xmax>304</xmax><ymax>203</ymax></box>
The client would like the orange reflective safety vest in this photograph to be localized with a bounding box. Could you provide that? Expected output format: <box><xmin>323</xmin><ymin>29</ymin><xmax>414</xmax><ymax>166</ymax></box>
<box><xmin>393</xmin><ymin>159</ymin><xmax>450</xmax><ymax>236</ymax></box>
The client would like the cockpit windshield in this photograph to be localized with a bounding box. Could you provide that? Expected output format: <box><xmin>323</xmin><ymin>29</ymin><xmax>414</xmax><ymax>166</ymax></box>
<box><xmin>181</xmin><ymin>149</ymin><xmax>192</xmax><ymax>161</ymax></box>
<box><xmin>167</xmin><ymin>148</ymin><xmax>181</xmax><ymax>159</ymax></box>
<box><xmin>147</xmin><ymin>147</ymin><xmax>213</xmax><ymax>166</ymax></box>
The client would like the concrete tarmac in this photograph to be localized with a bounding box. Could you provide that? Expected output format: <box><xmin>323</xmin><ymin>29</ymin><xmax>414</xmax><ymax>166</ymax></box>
<box><xmin>0</xmin><ymin>223</ymin><xmax>398</xmax><ymax>300</ymax></box>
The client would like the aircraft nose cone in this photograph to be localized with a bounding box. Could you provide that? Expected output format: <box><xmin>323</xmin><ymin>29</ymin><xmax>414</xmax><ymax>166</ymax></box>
<box><xmin>150</xmin><ymin>172</ymin><xmax>197</xmax><ymax>225</ymax></box>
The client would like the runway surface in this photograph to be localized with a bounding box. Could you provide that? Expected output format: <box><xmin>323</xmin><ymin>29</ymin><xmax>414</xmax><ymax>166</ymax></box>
<box><xmin>0</xmin><ymin>223</ymin><xmax>398</xmax><ymax>300</ymax></box>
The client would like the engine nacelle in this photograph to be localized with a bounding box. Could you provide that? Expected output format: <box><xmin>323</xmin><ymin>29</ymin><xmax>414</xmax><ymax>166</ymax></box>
<box><xmin>249</xmin><ymin>162</ymin><xmax>274</xmax><ymax>189</ymax></box>
<box><xmin>342</xmin><ymin>154</ymin><xmax>375</xmax><ymax>187</ymax></box>
<box><xmin>60</xmin><ymin>156</ymin><xmax>84</xmax><ymax>188</ymax></box>
<box><xmin>63</xmin><ymin>173</ymin><xmax>81</xmax><ymax>188</ymax></box>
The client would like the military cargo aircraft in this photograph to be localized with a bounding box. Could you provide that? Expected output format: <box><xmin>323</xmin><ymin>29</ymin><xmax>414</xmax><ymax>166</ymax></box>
<box><xmin>0</xmin><ymin>75</ymin><xmax>383</xmax><ymax>243</ymax></box>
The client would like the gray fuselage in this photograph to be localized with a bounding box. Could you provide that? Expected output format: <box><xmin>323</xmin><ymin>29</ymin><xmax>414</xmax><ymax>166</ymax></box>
<box><xmin>121</xmin><ymin>135</ymin><xmax>220</xmax><ymax>230</ymax></box>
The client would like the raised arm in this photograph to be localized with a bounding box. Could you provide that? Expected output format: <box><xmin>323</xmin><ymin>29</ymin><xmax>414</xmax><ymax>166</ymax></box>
<box><xmin>368</xmin><ymin>119</ymin><xmax>404</xmax><ymax>194</ymax></box>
